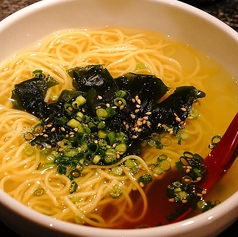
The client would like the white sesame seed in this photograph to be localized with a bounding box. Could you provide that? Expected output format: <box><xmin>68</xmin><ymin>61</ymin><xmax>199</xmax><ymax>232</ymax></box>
<box><xmin>168</xmin><ymin>128</ymin><xmax>173</xmax><ymax>134</ymax></box>
<box><xmin>130</xmin><ymin>114</ymin><xmax>136</xmax><ymax>119</ymax></box>
<box><xmin>139</xmin><ymin>182</ymin><xmax>144</xmax><ymax>187</ymax></box>
<box><xmin>186</xmin><ymin>168</ymin><xmax>191</xmax><ymax>173</ymax></box>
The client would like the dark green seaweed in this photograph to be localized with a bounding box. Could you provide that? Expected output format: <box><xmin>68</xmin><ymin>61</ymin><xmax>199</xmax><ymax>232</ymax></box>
<box><xmin>11</xmin><ymin>65</ymin><xmax>205</xmax><ymax>164</ymax></box>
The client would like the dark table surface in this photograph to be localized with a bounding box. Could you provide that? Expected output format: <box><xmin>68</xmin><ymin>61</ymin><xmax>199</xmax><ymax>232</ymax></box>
<box><xmin>0</xmin><ymin>0</ymin><xmax>238</xmax><ymax>236</ymax></box>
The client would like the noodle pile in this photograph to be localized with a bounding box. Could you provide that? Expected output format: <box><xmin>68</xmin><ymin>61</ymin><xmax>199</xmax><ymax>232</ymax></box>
<box><xmin>0</xmin><ymin>28</ymin><xmax>237</xmax><ymax>228</ymax></box>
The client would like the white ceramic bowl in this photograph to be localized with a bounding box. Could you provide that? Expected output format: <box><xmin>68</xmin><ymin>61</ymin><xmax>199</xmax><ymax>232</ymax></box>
<box><xmin>0</xmin><ymin>1</ymin><xmax>238</xmax><ymax>237</ymax></box>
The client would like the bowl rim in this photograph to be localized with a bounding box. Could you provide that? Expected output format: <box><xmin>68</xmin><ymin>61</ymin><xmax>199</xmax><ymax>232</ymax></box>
<box><xmin>1</xmin><ymin>189</ymin><xmax>238</xmax><ymax>236</ymax></box>
<box><xmin>0</xmin><ymin>0</ymin><xmax>238</xmax><ymax>236</ymax></box>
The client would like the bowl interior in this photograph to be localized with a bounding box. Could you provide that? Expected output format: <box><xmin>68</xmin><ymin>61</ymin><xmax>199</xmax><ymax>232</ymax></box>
<box><xmin>0</xmin><ymin>1</ymin><xmax>238</xmax><ymax>237</ymax></box>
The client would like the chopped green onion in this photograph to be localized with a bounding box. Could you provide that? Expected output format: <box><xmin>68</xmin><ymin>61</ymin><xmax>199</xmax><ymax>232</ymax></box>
<box><xmin>67</xmin><ymin>118</ymin><xmax>80</xmax><ymax>128</ymax></box>
<box><xmin>115</xmin><ymin>90</ymin><xmax>128</xmax><ymax>98</ymax></box>
<box><xmin>177</xmin><ymin>131</ymin><xmax>190</xmax><ymax>144</ymax></box>
<box><xmin>64</xmin><ymin>148</ymin><xmax>79</xmax><ymax>157</ymax></box>
<box><xmin>180</xmin><ymin>132</ymin><xmax>190</xmax><ymax>141</ymax></box>
<box><xmin>72</xmin><ymin>95</ymin><xmax>86</xmax><ymax>108</ymax></box>
<box><xmin>136</xmin><ymin>62</ymin><xmax>146</xmax><ymax>70</ymax></box>
<box><xmin>24</xmin><ymin>132</ymin><xmax>34</xmax><ymax>141</ymax></box>
<box><xmin>57</xmin><ymin>165</ymin><xmax>67</xmax><ymax>174</ymax></box>
<box><xmin>158</xmin><ymin>160</ymin><xmax>171</xmax><ymax>171</ymax></box>
<box><xmin>96</xmin><ymin>108</ymin><xmax>108</xmax><ymax>120</ymax></box>
<box><xmin>115</xmin><ymin>143</ymin><xmax>127</xmax><ymax>153</ymax></box>
<box><xmin>69</xmin><ymin>181</ymin><xmax>78</xmax><ymax>194</ymax></box>
<box><xmin>51</xmin><ymin>95</ymin><xmax>59</xmax><ymax>102</ymax></box>
<box><xmin>98</xmin><ymin>130</ymin><xmax>107</xmax><ymax>139</ymax></box>
<box><xmin>208</xmin><ymin>135</ymin><xmax>222</xmax><ymax>149</ymax></box>
<box><xmin>125</xmin><ymin>159</ymin><xmax>138</xmax><ymax>174</ymax></box>
<box><xmin>111</xmin><ymin>166</ymin><xmax>124</xmax><ymax>176</ymax></box>
<box><xmin>107</xmin><ymin>131</ymin><xmax>116</xmax><ymax>145</ymax></box>
<box><xmin>109</xmin><ymin>185</ymin><xmax>122</xmax><ymax>198</ymax></box>
<box><xmin>83</xmin><ymin>115</ymin><xmax>90</xmax><ymax>123</ymax></box>
<box><xmin>44</xmin><ymin>153</ymin><xmax>56</xmax><ymax>164</ymax></box>
<box><xmin>24</xmin><ymin>144</ymin><xmax>35</xmax><ymax>156</ymax></box>
<box><xmin>114</xmin><ymin>97</ymin><xmax>126</xmax><ymax>107</ymax></box>
<box><xmin>138</xmin><ymin>174</ymin><xmax>153</xmax><ymax>185</ymax></box>
<box><xmin>33</xmin><ymin>123</ymin><xmax>44</xmax><ymax>133</ymax></box>
<box><xmin>71</xmin><ymin>196</ymin><xmax>81</xmax><ymax>203</ymax></box>
<box><xmin>74</xmin><ymin>216</ymin><xmax>82</xmax><ymax>224</ymax></box>
<box><xmin>188</xmin><ymin>107</ymin><xmax>199</xmax><ymax>119</ymax></box>
<box><xmin>153</xmin><ymin>166</ymin><xmax>163</xmax><ymax>175</ymax></box>
<box><xmin>92</xmin><ymin>155</ymin><xmax>101</xmax><ymax>164</ymax></box>
<box><xmin>148</xmin><ymin>139</ymin><xmax>155</xmax><ymax>146</ymax></box>
<box><xmin>34</xmin><ymin>188</ymin><xmax>44</xmax><ymax>196</ymax></box>
<box><xmin>32</xmin><ymin>69</ymin><xmax>44</xmax><ymax>78</ymax></box>
<box><xmin>69</xmin><ymin>169</ymin><xmax>81</xmax><ymax>179</ymax></box>
<box><xmin>155</xmin><ymin>140</ymin><xmax>163</xmax><ymax>149</ymax></box>
<box><xmin>104</xmin><ymin>148</ymin><xmax>117</xmax><ymax>164</ymax></box>
<box><xmin>88</xmin><ymin>143</ymin><xmax>99</xmax><ymax>153</ymax></box>
<box><xmin>76</xmin><ymin>111</ymin><xmax>84</xmax><ymax>121</ymax></box>
<box><xmin>151</xmin><ymin>132</ymin><xmax>160</xmax><ymax>141</ymax></box>
<box><xmin>97</xmin><ymin>121</ymin><xmax>106</xmax><ymax>129</ymax></box>
<box><xmin>80</xmin><ymin>143</ymin><xmax>88</xmax><ymax>152</ymax></box>
<box><xmin>160</xmin><ymin>136</ymin><xmax>172</xmax><ymax>147</ymax></box>
<box><xmin>105</xmin><ymin>107</ymin><xmax>116</xmax><ymax>117</ymax></box>
<box><xmin>64</xmin><ymin>103</ymin><xmax>74</xmax><ymax>114</ymax></box>
<box><xmin>36</xmin><ymin>162</ymin><xmax>41</xmax><ymax>170</ymax></box>
<box><xmin>157</xmin><ymin>154</ymin><xmax>168</xmax><ymax>162</ymax></box>
<box><xmin>175</xmin><ymin>161</ymin><xmax>184</xmax><ymax>172</ymax></box>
